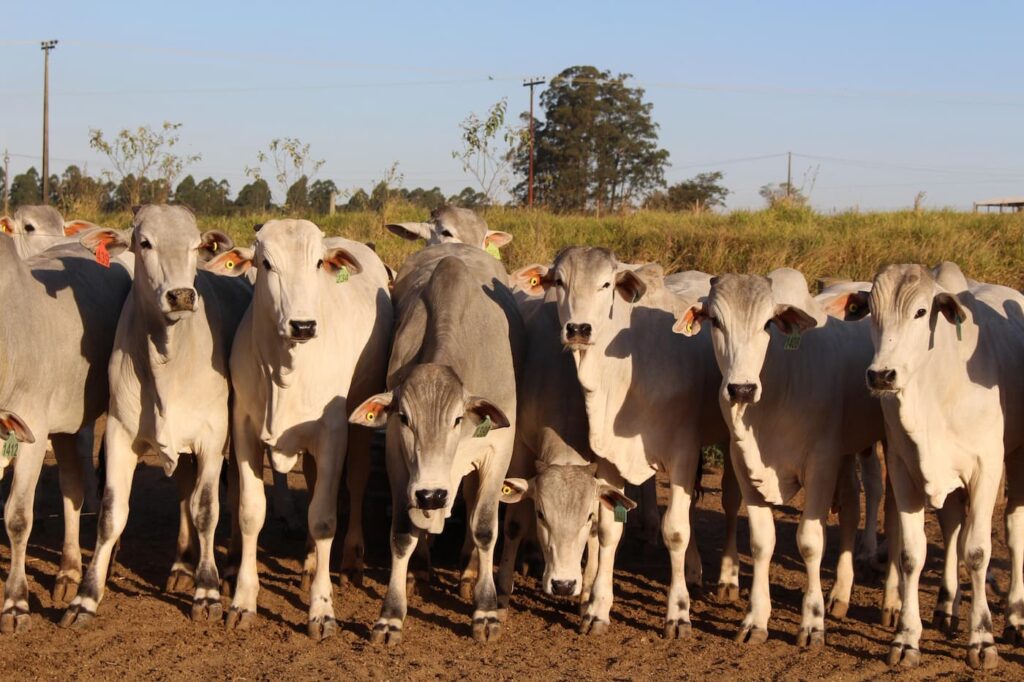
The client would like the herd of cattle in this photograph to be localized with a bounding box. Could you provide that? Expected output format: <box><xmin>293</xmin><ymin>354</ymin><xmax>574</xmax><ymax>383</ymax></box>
<box><xmin>0</xmin><ymin>202</ymin><xmax>1022</xmax><ymax>670</ymax></box>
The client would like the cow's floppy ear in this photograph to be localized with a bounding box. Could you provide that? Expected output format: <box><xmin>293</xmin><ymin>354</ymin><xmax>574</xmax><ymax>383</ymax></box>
<box><xmin>673</xmin><ymin>302</ymin><xmax>709</xmax><ymax>336</ymax></box>
<box><xmin>323</xmin><ymin>246</ymin><xmax>363</xmax><ymax>276</ymax></box>
<box><xmin>204</xmin><ymin>247</ymin><xmax>253</xmax><ymax>277</ymax></box>
<box><xmin>64</xmin><ymin>220</ymin><xmax>100</xmax><ymax>237</ymax></box>
<box><xmin>615</xmin><ymin>269</ymin><xmax>647</xmax><ymax>303</ymax></box>
<box><xmin>772</xmin><ymin>304</ymin><xmax>818</xmax><ymax>335</ymax></box>
<box><xmin>820</xmin><ymin>290</ymin><xmax>870</xmax><ymax>321</ymax></box>
<box><xmin>499</xmin><ymin>478</ymin><xmax>531</xmax><ymax>504</ymax></box>
<box><xmin>934</xmin><ymin>292</ymin><xmax>966</xmax><ymax>325</ymax></box>
<box><xmin>0</xmin><ymin>217</ymin><xmax>12</xmax><ymax>235</ymax></box>
<box><xmin>386</xmin><ymin>222</ymin><xmax>433</xmax><ymax>242</ymax></box>
<box><xmin>513</xmin><ymin>264</ymin><xmax>554</xmax><ymax>297</ymax></box>
<box><xmin>464</xmin><ymin>397</ymin><xmax>510</xmax><ymax>429</ymax></box>
<box><xmin>484</xmin><ymin>230</ymin><xmax>513</xmax><ymax>249</ymax></box>
<box><xmin>598</xmin><ymin>485</ymin><xmax>637</xmax><ymax>512</ymax></box>
<box><xmin>79</xmin><ymin>227</ymin><xmax>131</xmax><ymax>258</ymax></box>
<box><xmin>349</xmin><ymin>392</ymin><xmax>394</xmax><ymax>427</ymax></box>
<box><xmin>199</xmin><ymin>230</ymin><xmax>234</xmax><ymax>261</ymax></box>
<box><xmin>0</xmin><ymin>410</ymin><xmax>35</xmax><ymax>444</ymax></box>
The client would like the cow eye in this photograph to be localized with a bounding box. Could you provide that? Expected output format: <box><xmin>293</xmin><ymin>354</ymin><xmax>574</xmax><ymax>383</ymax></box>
<box><xmin>399</xmin><ymin>413</ymin><xmax>409</xmax><ymax>427</ymax></box>
<box><xmin>601</xmin><ymin>282</ymin><xmax>611</xmax><ymax>289</ymax></box>
<box><xmin>316</xmin><ymin>259</ymin><xmax>324</xmax><ymax>270</ymax></box>
<box><xmin>441</xmin><ymin>229</ymin><xmax>454</xmax><ymax>238</ymax></box>
<box><xmin>554</xmin><ymin>277</ymin><xmax>565</xmax><ymax>288</ymax></box>
<box><xmin>711</xmin><ymin>317</ymin><xmax>722</xmax><ymax>331</ymax></box>
<box><xmin>24</xmin><ymin>223</ymin><xmax>35</xmax><ymax>233</ymax></box>
<box><xmin>262</xmin><ymin>258</ymin><xmax>272</xmax><ymax>271</ymax></box>
<box><xmin>139</xmin><ymin>239</ymin><xmax>152</xmax><ymax>250</ymax></box>
<box><xmin>587</xmin><ymin>512</ymin><xmax>594</xmax><ymax>522</ymax></box>
<box><xmin>536</xmin><ymin>510</ymin><xmax>545</xmax><ymax>522</ymax></box>
<box><xmin>454</xmin><ymin>416</ymin><xmax>463</xmax><ymax>427</ymax></box>
<box><xmin>914</xmin><ymin>308</ymin><xmax>927</xmax><ymax>319</ymax></box>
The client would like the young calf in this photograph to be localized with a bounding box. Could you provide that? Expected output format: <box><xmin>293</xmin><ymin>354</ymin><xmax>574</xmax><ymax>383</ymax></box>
<box><xmin>386</xmin><ymin>205</ymin><xmax>512</xmax><ymax>255</ymax></box>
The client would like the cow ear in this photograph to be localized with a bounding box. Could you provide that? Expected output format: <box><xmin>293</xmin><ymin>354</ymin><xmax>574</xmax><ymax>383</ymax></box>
<box><xmin>499</xmin><ymin>478</ymin><xmax>531</xmax><ymax>504</ymax></box>
<box><xmin>0</xmin><ymin>410</ymin><xmax>35</xmax><ymax>444</ymax></box>
<box><xmin>615</xmin><ymin>269</ymin><xmax>647</xmax><ymax>303</ymax></box>
<box><xmin>199</xmin><ymin>230</ymin><xmax>234</xmax><ymax>261</ymax></box>
<box><xmin>204</xmin><ymin>247</ymin><xmax>253</xmax><ymax>277</ymax></box>
<box><xmin>513</xmin><ymin>264</ymin><xmax>554</xmax><ymax>297</ymax></box>
<box><xmin>772</xmin><ymin>304</ymin><xmax>819</xmax><ymax>335</ymax></box>
<box><xmin>673</xmin><ymin>302</ymin><xmax>708</xmax><ymax>336</ymax></box>
<box><xmin>323</xmin><ymin>246</ymin><xmax>363</xmax><ymax>276</ymax></box>
<box><xmin>0</xmin><ymin>217</ymin><xmax>12</xmax><ymax>235</ymax></box>
<box><xmin>386</xmin><ymin>222</ymin><xmax>433</xmax><ymax>242</ymax></box>
<box><xmin>597</xmin><ymin>485</ymin><xmax>637</xmax><ymax>512</ymax></box>
<box><xmin>79</xmin><ymin>227</ymin><xmax>131</xmax><ymax>258</ymax></box>
<box><xmin>348</xmin><ymin>392</ymin><xmax>394</xmax><ymax>427</ymax></box>
<box><xmin>934</xmin><ymin>292</ymin><xmax>965</xmax><ymax>325</ymax></box>
<box><xmin>131</xmin><ymin>205</ymin><xmax>143</xmax><ymax>218</ymax></box>
<box><xmin>820</xmin><ymin>290</ymin><xmax>870</xmax><ymax>321</ymax></box>
<box><xmin>63</xmin><ymin>220</ymin><xmax>99</xmax><ymax>237</ymax></box>
<box><xmin>464</xmin><ymin>397</ymin><xmax>510</xmax><ymax>429</ymax></box>
<box><xmin>484</xmin><ymin>230</ymin><xmax>513</xmax><ymax>249</ymax></box>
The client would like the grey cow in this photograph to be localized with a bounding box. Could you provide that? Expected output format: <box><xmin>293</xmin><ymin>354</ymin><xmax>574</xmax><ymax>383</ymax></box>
<box><xmin>0</xmin><ymin>233</ymin><xmax>131</xmax><ymax>633</ymax></box>
<box><xmin>350</xmin><ymin>242</ymin><xmax>524</xmax><ymax>644</ymax></box>
<box><xmin>386</xmin><ymin>205</ymin><xmax>513</xmax><ymax>254</ymax></box>
<box><xmin>61</xmin><ymin>205</ymin><xmax>249</xmax><ymax>628</ymax></box>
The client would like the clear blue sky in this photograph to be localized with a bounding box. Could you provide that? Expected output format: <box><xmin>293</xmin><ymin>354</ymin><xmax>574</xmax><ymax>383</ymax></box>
<box><xmin>3</xmin><ymin>1</ymin><xmax>1023</xmax><ymax>210</ymax></box>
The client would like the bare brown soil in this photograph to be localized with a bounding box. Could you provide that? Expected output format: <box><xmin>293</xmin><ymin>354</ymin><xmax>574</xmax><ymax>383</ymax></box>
<box><xmin>1</xmin><ymin>454</ymin><xmax>1022</xmax><ymax>681</ymax></box>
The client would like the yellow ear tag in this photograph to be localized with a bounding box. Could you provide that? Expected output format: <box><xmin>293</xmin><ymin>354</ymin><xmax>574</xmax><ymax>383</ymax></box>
<box><xmin>211</xmin><ymin>242</ymin><xmax>218</xmax><ymax>252</ymax></box>
<box><xmin>366</xmin><ymin>410</ymin><xmax>375</xmax><ymax>422</ymax></box>
<box><xmin>225</xmin><ymin>259</ymin><xmax>235</xmax><ymax>269</ymax></box>
<box><xmin>685</xmin><ymin>321</ymin><xmax>693</xmax><ymax>335</ymax></box>
<box><xmin>501</xmin><ymin>485</ymin><xmax>513</xmax><ymax>496</ymax></box>
<box><xmin>529</xmin><ymin>276</ymin><xmax>539</xmax><ymax>288</ymax></box>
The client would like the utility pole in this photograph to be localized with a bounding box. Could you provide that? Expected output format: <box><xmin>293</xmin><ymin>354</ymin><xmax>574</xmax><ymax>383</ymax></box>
<box><xmin>41</xmin><ymin>40</ymin><xmax>58</xmax><ymax>204</ymax></box>
<box><xmin>786</xmin><ymin>151</ymin><xmax>792</xmax><ymax>200</ymax></box>
<box><xmin>523</xmin><ymin>77</ymin><xmax>545</xmax><ymax>208</ymax></box>
<box><xmin>2</xmin><ymin>149</ymin><xmax>9</xmax><ymax>215</ymax></box>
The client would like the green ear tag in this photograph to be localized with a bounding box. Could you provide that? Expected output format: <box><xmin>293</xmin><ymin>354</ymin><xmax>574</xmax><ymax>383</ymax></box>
<box><xmin>956</xmin><ymin>315</ymin><xmax>963</xmax><ymax>342</ymax></box>
<box><xmin>473</xmin><ymin>415</ymin><xmax>492</xmax><ymax>438</ymax></box>
<box><xmin>2</xmin><ymin>432</ymin><xmax>18</xmax><ymax>460</ymax></box>
<box><xmin>335</xmin><ymin>265</ymin><xmax>350</xmax><ymax>284</ymax></box>
<box><xmin>784</xmin><ymin>332</ymin><xmax>801</xmax><ymax>351</ymax></box>
<box><xmin>613</xmin><ymin>502</ymin><xmax>627</xmax><ymax>523</ymax></box>
<box><xmin>485</xmin><ymin>242</ymin><xmax>501</xmax><ymax>261</ymax></box>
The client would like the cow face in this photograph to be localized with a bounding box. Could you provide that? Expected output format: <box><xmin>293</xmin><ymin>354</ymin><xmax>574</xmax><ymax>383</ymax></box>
<box><xmin>500</xmin><ymin>463</ymin><xmax>635</xmax><ymax>596</ymax></box>
<box><xmin>675</xmin><ymin>274</ymin><xmax>817</xmax><ymax>405</ymax></box>
<box><xmin>1</xmin><ymin>205</ymin><xmax>65</xmax><ymax>259</ymax></box>
<box><xmin>865</xmin><ymin>264</ymin><xmax>966</xmax><ymax>394</ymax></box>
<box><xmin>386</xmin><ymin>206</ymin><xmax>512</xmax><ymax>252</ymax></box>
<box><xmin>349</xmin><ymin>364</ymin><xmax>509</xmax><ymax>532</ymax></box>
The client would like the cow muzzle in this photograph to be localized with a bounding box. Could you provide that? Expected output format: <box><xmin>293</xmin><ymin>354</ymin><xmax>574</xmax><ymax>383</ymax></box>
<box><xmin>726</xmin><ymin>382</ymin><xmax>758</xmax><ymax>405</ymax></box>
<box><xmin>414</xmin><ymin>488</ymin><xmax>448</xmax><ymax>511</ymax></box>
<box><xmin>563</xmin><ymin>322</ymin><xmax>593</xmax><ymax>347</ymax></box>
<box><xmin>288</xmin><ymin>319</ymin><xmax>317</xmax><ymax>342</ymax></box>
<box><xmin>866</xmin><ymin>367</ymin><xmax>898</xmax><ymax>393</ymax></box>
<box><xmin>165</xmin><ymin>287</ymin><xmax>197</xmax><ymax>313</ymax></box>
<box><xmin>549</xmin><ymin>578</ymin><xmax>578</xmax><ymax>597</ymax></box>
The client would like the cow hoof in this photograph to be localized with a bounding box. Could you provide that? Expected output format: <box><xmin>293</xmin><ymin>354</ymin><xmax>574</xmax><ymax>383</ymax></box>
<box><xmin>307</xmin><ymin>616</ymin><xmax>338</xmax><ymax>641</ymax></box>
<box><xmin>967</xmin><ymin>644</ymin><xmax>1000</xmax><ymax>670</ymax></box>
<box><xmin>53</xmin><ymin>576</ymin><xmax>80</xmax><ymax>603</ymax></box>
<box><xmin>191</xmin><ymin>598</ymin><xmax>223</xmax><ymax>623</ymax></box>
<box><xmin>1002</xmin><ymin>624</ymin><xmax>1024</xmax><ymax>646</ymax></box>
<box><xmin>0</xmin><ymin>608</ymin><xmax>30</xmax><ymax>634</ymax></box>
<box><xmin>932</xmin><ymin>610</ymin><xmax>959</xmax><ymax>638</ymax></box>
<box><xmin>827</xmin><ymin>598</ymin><xmax>848</xmax><ymax>620</ymax></box>
<box><xmin>715</xmin><ymin>583</ymin><xmax>740</xmax><ymax>603</ymax></box>
<box><xmin>735</xmin><ymin>625</ymin><xmax>768</xmax><ymax>645</ymax></box>
<box><xmin>166</xmin><ymin>568</ymin><xmax>194</xmax><ymax>593</ymax></box>
<box><xmin>797</xmin><ymin>628</ymin><xmax>825</xmax><ymax>648</ymax></box>
<box><xmin>472</xmin><ymin>616</ymin><xmax>501</xmax><ymax>642</ymax></box>
<box><xmin>59</xmin><ymin>605</ymin><xmax>93</xmax><ymax>630</ymax></box>
<box><xmin>664</xmin><ymin>619</ymin><xmax>692</xmax><ymax>640</ymax></box>
<box><xmin>225</xmin><ymin>607</ymin><xmax>256</xmax><ymax>631</ymax></box>
<box><xmin>339</xmin><ymin>568</ymin><xmax>363</xmax><ymax>589</ymax></box>
<box><xmin>369</xmin><ymin>622</ymin><xmax>402</xmax><ymax>646</ymax></box>
<box><xmin>887</xmin><ymin>643</ymin><xmax>920</xmax><ymax>668</ymax></box>
<box><xmin>881</xmin><ymin>607</ymin><xmax>901</xmax><ymax>629</ymax></box>
<box><xmin>579</xmin><ymin>617</ymin><xmax>609</xmax><ymax>636</ymax></box>
<box><xmin>459</xmin><ymin>579</ymin><xmax>475</xmax><ymax>603</ymax></box>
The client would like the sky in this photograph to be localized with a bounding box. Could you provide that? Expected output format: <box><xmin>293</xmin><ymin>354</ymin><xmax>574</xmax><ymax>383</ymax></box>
<box><xmin>2</xmin><ymin>1</ymin><xmax>1023</xmax><ymax>211</ymax></box>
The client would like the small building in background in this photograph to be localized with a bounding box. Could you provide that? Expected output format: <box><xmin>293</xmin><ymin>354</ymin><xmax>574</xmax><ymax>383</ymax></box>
<box><xmin>974</xmin><ymin>197</ymin><xmax>1024</xmax><ymax>213</ymax></box>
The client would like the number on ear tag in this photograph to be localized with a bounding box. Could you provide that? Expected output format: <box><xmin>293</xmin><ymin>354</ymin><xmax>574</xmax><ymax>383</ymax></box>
<box><xmin>336</xmin><ymin>266</ymin><xmax>349</xmax><ymax>284</ymax></box>
<box><xmin>96</xmin><ymin>242</ymin><xmax>111</xmax><ymax>268</ymax></box>
<box><xmin>473</xmin><ymin>415</ymin><xmax>492</xmax><ymax>438</ymax></box>
<box><xmin>2</xmin><ymin>432</ymin><xmax>18</xmax><ymax>460</ymax></box>
<box><xmin>784</xmin><ymin>332</ymin><xmax>801</xmax><ymax>351</ymax></box>
<box><xmin>613</xmin><ymin>502</ymin><xmax>627</xmax><ymax>523</ymax></box>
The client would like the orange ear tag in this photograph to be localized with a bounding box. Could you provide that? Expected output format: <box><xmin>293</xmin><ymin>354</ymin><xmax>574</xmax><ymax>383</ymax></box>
<box><xmin>96</xmin><ymin>242</ymin><xmax>111</xmax><ymax>268</ymax></box>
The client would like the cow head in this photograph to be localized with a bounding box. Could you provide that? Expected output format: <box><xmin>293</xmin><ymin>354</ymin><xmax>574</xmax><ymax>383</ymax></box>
<box><xmin>864</xmin><ymin>264</ymin><xmax>966</xmax><ymax>395</ymax></box>
<box><xmin>500</xmin><ymin>462</ymin><xmax>635</xmax><ymax>597</ymax></box>
<box><xmin>386</xmin><ymin>205</ymin><xmax>512</xmax><ymax>253</ymax></box>
<box><xmin>674</xmin><ymin>270</ymin><xmax>820</xmax><ymax>406</ymax></box>
<box><xmin>0</xmin><ymin>205</ymin><xmax>66</xmax><ymax>259</ymax></box>
<box><xmin>349</xmin><ymin>363</ymin><xmax>509</xmax><ymax>532</ymax></box>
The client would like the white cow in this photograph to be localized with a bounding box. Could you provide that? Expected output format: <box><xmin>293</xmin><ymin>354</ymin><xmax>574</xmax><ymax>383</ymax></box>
<box><xmin>217</xmin><ymin>220</ymin><xmax>392</xmax><ymax>639</ymax></box>
<box><xmin>60</xmin><ymin>205</ymin><xmax>249</xmax><ymax>628</ymax></box>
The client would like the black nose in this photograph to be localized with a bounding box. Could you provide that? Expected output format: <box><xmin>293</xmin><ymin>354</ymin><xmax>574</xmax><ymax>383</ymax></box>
<box><xmin>726</xmin><ymin>383</ymin><xmax>757</xmax><ymax>404</ymax></box>
<box><xmin>289</xmin><ymin>320</ymin><xmax>317</xmax><ymax>340</ymax></box>
<box><xmin>550</xmin><ymin>579</ymin><xmax>577</xmax><ymax>596</ymax></box>
<box><xmin>165</xmin><ymin>288</ymin><xmax>196</xmax><ymax>312</ymax></box>
<box><xmin>414</xmin><ymin>488</ymin><xmax>448</xmax><ymax>511</ymax></box>
<box><xmin>565</xmin><ymin>323</ymin><xmax>592</xmax><ymax>340</ymax></box>
<box><xmin>866</xmin><ymin>368</ymin><xmax>897</xmax><ymax>390</ymax></box>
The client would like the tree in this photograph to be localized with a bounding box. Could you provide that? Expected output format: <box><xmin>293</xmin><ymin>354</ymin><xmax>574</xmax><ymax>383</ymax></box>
<box><xmin>57</xmin><ymin>165</ymin><xmax>111</xmax><ymax>214</ymax></box>
<box><xmin>9</xmin><ymin>168</ymin><xmax>41</xmax><ymax>208</ymax></box>
<box><xmin>452</xmin><ymin>98</ymin><xmax>526</xmax><ymax>204</ymax></box>
<box><xmin>511</xmin><ymin>66</ymin><xmax>669</xmax><ymax>212</ymax></box>
<box><xmin>309</xmin><ymin>179</ymin><xmax>339</xmax><ymax>214</ymax></box>
<box><xmin>448</xmin><ymin>186</ymin><xmax>490</xmax><ymax>209</ymax></box>
<box><xmin>368</xmin><ymin>162</ymin><xmax>404</xmax><ymax>221</ymax></box>
<box><xmin>176</xmin><ymin>175</ymin><xmax>230</xmax><ymax>214</ymax></box>
<box><xmin>646</xmin><ymin>172</ymin><xmax>730</xmax><ymax>212</ymax></box>
<box><xmin>345</xmin><ymin>188</ymin><xmax>370</xmax><ymax>211</ymax></box>
<box><xmin>235</xmin><ymin>178</ymin><xmax>273</xmax><ymax>212</ymax></box>
<box><xmin>285</xmin><ymin>175</ymin><xmax>309</xmax><ymax>211</ymax></box>
<box><xmin>402</xmin><ymin>186</ymin><xmax>446</xmax><ymax>211</ymax></box>
<box><xmin>89</xmin><ymin>122</ymin><xmax>200</xmax><ymax>207</ymax></box>
<box><xmin>759</xmin><ymin>182</ymin><xmax>808</xmax><ymax>208</ymax></box>
<box><xmin>246</xmin><ymin>138</ymin><xmax>324</xmax><ymax>206</ymax></box>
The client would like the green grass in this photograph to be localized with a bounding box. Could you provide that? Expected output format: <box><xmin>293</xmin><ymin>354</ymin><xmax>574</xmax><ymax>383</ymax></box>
<box><xmin>82</xmin><ymin>207</ymin><xmax>1024</xmax><ymax>288</ymax></box>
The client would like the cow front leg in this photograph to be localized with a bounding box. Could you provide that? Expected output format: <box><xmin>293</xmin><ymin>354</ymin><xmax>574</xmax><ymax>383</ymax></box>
<box><xmin>826</xmin><ymin>455</ymin><xmax>858</xmax><ymax>620</ymax></box>
<box><xmin>880</xmin><ymin>477</ymin><xmax>903</xmax><ymax>628</ymax></box>
<box><xmin>226</xmin><ymin>422</ymin><xmax>265</xmax><ymax>630</ymax></box>
<box><xmin>717</xmin><ymin>453</ymin><xmax>741</xmax><ymax>603</ymax></box>
<box><xmin>459</xmin><ymin>470</ymin><xmax>481</xmax><ymax>602</ymax></box>
<box><xmin>737</xmin><ymin>502</ymin><xmax>774</xmax><ymax>644</ymax></box>
<box><xmin>963</xmin><ymin>468</ymin><xmax>1001</xmax><ymax>670</ymax></box>
<box><xmin>580</xmin><ymin>497</ymin><xmax>624</xmax><ymax>635</ymax></box>
<box><xmin>340</xmin><ymin>424</ymin><xmax>371</xmax><ymax>587</ymax></box>
<box><xmin>75</xmin><ymin>423</ymin><xmax>101</xmax><ymax>514</ymax></box>
<box><xmin>496</xmin><ymin>498</ymin><xmax>530</xmax><ymax>617</ymax></box>
<box><xmin>189</xmin><ymin>448</ymin><xmax>224</xmax><ymax>623</ymax></box>
<box><xmin>1004</xmin><ymin>450</ymin><xmax>1024</xmax><ymax>644</ymax></box>
<box><xmin>797</xmin><ymin>460</ymin><xmax>836</xmax><ymax>648</ymax></box>
<box><xmin>885</xmin><ymin>458</ymin><xmax>925</xmax><ymax>668</ymax></box>
<box><xmin>305</xmin><ymin>437</ymin><xmax>344</xmax><ymax>641</ymax></box>
<box><xmin>167</xmin><ymin>455</ymin><xmax>198</xmax><ymax>593</ymax></box>
<box><xmin>663</xmin><ymin>458</ymin><xmax>697</xmax><ymax>640</ymax></box>
<box><xmin>371</xmin><ymin>506</ymin><xmax>419</xmax><ymax>646</ymax></box>
<box><xmin>933</xmin><ymin>490</ymin><xmax>965</xmax><ymax>637</ymax></box>
<box><xmin>1</xmin><ymin>437</ymin><xmax>47</xmax><ymax>633</ymax></box>
<box><xmin>469</xmin><ymin>480</ymin><xmax>501</xmax><ymax>642</ymax></box>
<box><xmin>580</xmin><ymin>515</ymin><xmax>600</xmax><ymax>613</ymax></box>
<box><xmin>52</xmin><ymin>434</ymin><xmax>85</xmax><ymax>603</ymax></box>
<box><xmin>856</xmin><ymin>444</ymin><xmax>884</xmax><ymax>573</ymax></box>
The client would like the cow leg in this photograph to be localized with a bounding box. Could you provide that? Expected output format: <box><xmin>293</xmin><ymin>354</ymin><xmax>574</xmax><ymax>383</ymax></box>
<box><xmin>663</xmin><ymin>455</ymin><xmax>697</xmax><ymax>640</ymax></box>
<box><xmin>76</xmin><ymin>424</ymin><xmax>100</xmax><ymax>514</ymax></box>
<box><xmin>641</xmin><ymin>478</ymin><xmax>660</xmax><ymax>548</ymax></box>
<box><xmin>580</xmin><ymin>495</ymin><xmax>624</xmax><ymax>635</ymax></box>
<box><xmin>270</xmin><ymin>469</ymin><xmax>303</xmax><ymax>540</ymax></box>
<box><xmin>1004</xmin><ymin>450</ymin><xmax>1024</xmax><ymax>644</ymax></box>
<box><xmin>468</xmin><ymin>468</ymin><xmax>501</xmax><ymax>643</ymax></box>
<box><xmin>881</xmin><ymin>472</ymin><xmax>903</xmax><ymax>628</ymax></box>
<box><xmin>796</xmin><ymin>459</ymin><xmax>838</xmax><ymax>648</ymax></box>
<box><xmin>226</xmin><ymin>422</ymin><xmax>265</xmax><ymax>630</ymax></box>
<box><xmin>305</xmin><ymin>435</ymin><xmax>344</xmax><ymax>642</ymax></box>
<box><xmin>1</xmin><ymin>437</ymin><xmax>47</xmax><ymax>634</ymax></box>
<box><xmin>459</xmin><ymin>470</ymin><xmax>481</xmax><ymax>602</ymax></box>
<box><xmin>933</xmin><ymin>491</ymin><xmax>965</xmax><ymax>637</ymax></box>
<box><xmin>52</xmin><ymin>433</ymin><xmax>85</xmax><ymax>603</ymax></box>
<box><xmin>189</xmin><ymin>449</ymin><xmax>223</xmax><ymax>623</ymax></box>
<box><xmin>61</xmin><ymin>419</ymin><xmax>136</xmax><ymax>628</ymax></box>
<box><xmin>222</xmin><ymin>453</ymin><xmax>241</xmax><ymax>597</ymax></box>
<box><xmin>371</xmin><ymin>466</ymin><xmax>418</xmax><ymax>646</ymax></box>
<box><xmin>340</xmin><ymin>424</ymin><xmax>371</xmax><ymax>587</ymax></box>
<box><xmin>717</xmin><ymin>453</ymin><xmax>741</xmax><ymax>603</ymax></box>
<box><xmin>580</xmin><ymin>514</ymin><xmax>600</xmax><ymax>613</ymax></box>
<box><xmin>856</xmin><ymin>444</ymin><xmax>883</xmax><ymax>573</ymax></box>
<box><xmin>885</xmin><ymin>457</ymin><xmax>925</xmax><ymax>668</ymax></box>
<box><xmin>963</xmin><ymin>466</ymin><xmax>1001</xmax><ymax>670</ymax></box>
<box><xmin>827</xmin><ymin>454</ymin><xmax>858</xmax><ymax>620</ymax></box>
<box><xmin>300</xmin><ymin>452</ymin><xmax>317</xmax><ymax>593</ymax></box>
<box><xmin>496</xmin><ymin>497</ymin><xmax>530</xmax><ymax>617</ymax></box>
<box><xmin>737</xmin><ymin>502</ymin><xmax>774</xmax><ymax>644</ymax></box>
<box><xmin>167</xmin><ymin>455</ymin><xmax>198</xmax><ymax>593</ymax></box>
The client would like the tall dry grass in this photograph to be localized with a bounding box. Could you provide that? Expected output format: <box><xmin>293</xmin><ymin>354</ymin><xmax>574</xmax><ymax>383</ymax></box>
<box><xmin>80</xmin><ymin>207</ymin><xmax>1024</xmax><ymax>288</ymax></box>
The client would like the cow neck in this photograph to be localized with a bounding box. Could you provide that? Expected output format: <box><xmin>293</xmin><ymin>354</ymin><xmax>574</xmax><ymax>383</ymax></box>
<box><xmin>573</xmin><ymin>292</ymin><xmax>632</xmax><ymax>397</ymax></box>
<box><xmin>0</xmin><ymin>242</ymin><xmax>39</xmax><ymax>402</ymax></box>
<box><xmin>132</xmin><ymin>279</ymin><xmax>204</xmax><ymax>368</ymax></box>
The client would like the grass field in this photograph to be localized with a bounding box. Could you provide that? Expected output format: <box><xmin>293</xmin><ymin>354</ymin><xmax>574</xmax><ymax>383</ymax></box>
<box><xmin>81</xmin><ymin>207</ymin><xmax>1024</xmax><ymax>289</ymax></box>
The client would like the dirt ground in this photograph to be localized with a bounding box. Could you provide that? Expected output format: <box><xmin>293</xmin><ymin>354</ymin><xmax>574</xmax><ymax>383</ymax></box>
<box><xmin>1</xmin><ymin>453</ymin><xmax>1022</xmax><ymax>681</ymax></box>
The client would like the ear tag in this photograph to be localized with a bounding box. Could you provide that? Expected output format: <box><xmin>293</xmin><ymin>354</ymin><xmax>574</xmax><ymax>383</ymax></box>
<box><xmin>847</xmin><ymin>303</ymin><xmax>858</xmax><ymax>316</ymax></box>
<box><xmin>473</xmin><ymin>415</ymin><xmax>492</xmax><ymax>438</ymax></box>
<box><xmin>95</xmin><ymin>241</ymin><xmax>111</xmax><ymax>268</ymax></box>
<box><xmin>225</xmin><ymin>258</ymin><xmax>235</xmax><ymax>270</ymax></box>
<box><xmin>2</xmin><ymin>432</ymin><xmax>18</xmax><ymax>460</ymax></box>
<box><xmin>613</xmin><ymin>502</ymin><xmax>627</xmax><ymax>523</ymax></box>
<box><xmin>529</xmin><ymin>276</ymin><xmax>539</xmax><ymax>288</ymax></box>
<box><xmin>784</xmin><ymin>332</ymin><xmax>801</xmax><ymax>351</ymax></box>
<box><xmin>501</xmin><ymin>484</ymin><xmax>513</xmax><ymax>496</ymax></box>
<box><xmin>365</xmin><ymin>409</ymin><xmax>376</xmax><ymax>422</ymax></box>
<box><xmin>335</xmin><ymin>265</ymin><xmax>350</xmax><ymax>284</ymax></box>
<box><xmin>211</xmin><ymin>242</ymin><xmax>218</xmax><ymax>252</ymax></box>
<box><xmin>956</xmin><ymin>315</ymin><xmax>963</xmax><ymax>342</ymax></box>
<box><xmin>485</xmin><ymin>242</ymin><xmax>501</xmax><ymax>260</ymax></box>
<box><xmin>685</xmin><ymin>321</ymin><xmax>694</xmax><ymax>335</ymax></box>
